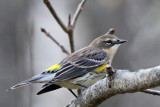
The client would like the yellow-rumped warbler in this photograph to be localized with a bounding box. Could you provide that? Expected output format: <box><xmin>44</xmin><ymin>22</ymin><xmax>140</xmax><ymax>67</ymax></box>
<box><xmin>7</xmin><ymin>28</ymin><xmax>126</xmax><ymax>95</ymax></box>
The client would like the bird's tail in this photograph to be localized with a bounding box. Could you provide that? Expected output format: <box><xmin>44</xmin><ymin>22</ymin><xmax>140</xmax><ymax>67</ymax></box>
<box><xmin>6</xmin><ymin>75</ymin><xmax>43</xmax><ymax>91</ymax></box>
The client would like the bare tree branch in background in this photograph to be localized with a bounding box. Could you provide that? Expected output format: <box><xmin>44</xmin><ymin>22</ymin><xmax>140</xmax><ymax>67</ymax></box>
<box><xmin>43</xmin><ymin>0</ymin><xmax>67</xmax><ymax>32</ymax></box>
<box><xmin>40</xmin><ymin>0</ymin><xmax>160</xmax><ymax>106</ymax></box>
<box><xmin>41</xmin><ymin>27</ymin><xmax>70</xmax><ymax>55</ymax></box>
<box><xmin>67</xmin><ymin>66</ymin><xmax>160</xmax><ymax>107</ymax></box>
<box><xmin>71</xmin><ymin>0</ymin><xmax>86</xmax><ymax>29</ymax></box>
<box><xmin>43</xmin><ymin>0</ymin><xmax>86</xmax><ymax>52</ymax></box>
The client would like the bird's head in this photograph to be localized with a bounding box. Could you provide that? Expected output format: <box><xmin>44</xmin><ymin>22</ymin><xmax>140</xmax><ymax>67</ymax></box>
<box><xmin>90</xmin><ymin>28</ymin><xmax>127</xmax><ymax>57</ymax></box>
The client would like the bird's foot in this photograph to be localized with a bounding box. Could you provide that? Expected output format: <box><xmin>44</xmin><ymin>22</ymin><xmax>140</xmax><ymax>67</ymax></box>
<box><xmin>106</xmin><ymin>67</ymin><xmax>115</xmax><ymax>88</ymax></box>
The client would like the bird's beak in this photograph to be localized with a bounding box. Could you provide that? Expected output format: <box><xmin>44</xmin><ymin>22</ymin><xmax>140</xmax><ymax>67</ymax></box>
<box><xmin>116</xmin><ymin>39</ymin><xmax>127</xmax><ymax>44</ymax></box>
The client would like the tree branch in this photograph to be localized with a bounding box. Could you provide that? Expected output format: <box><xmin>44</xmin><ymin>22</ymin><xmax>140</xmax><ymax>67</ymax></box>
<box><xmin>67</xmin><ymin>30</ymin><xmax>74</xmax><ymax>52</ymax></box>
<box><xmin>43</xmin><ymin>0</ymin><xmax>68</xmax><ymax>32</ymax></box>
<box><xmin>68</xmin><ymin>0</ymin><xmax>87</xmax><ymax>52</ymax></box>
<box><xmin>67</xmin><ymin>65</ymin><xmax>160</xmax><ymax>107</ymax></box>
<box><xmin>41</xmin><ymin>27</ymin><xmax>70</xmax><ymax>55</ymax></box>
<box><xmin>71</xmin><ymin>0</ymin><xmax>87</xmax><ymax>29</ymax></box>
<box><xmin>142</xmin><ymin>89</ymin><xmax>160</xmax><ymax>96</ymax></box>
<box><xmin>43</xmin><ymin>0</ymin><xmax>87</xmax><ymax>53</ymax></box>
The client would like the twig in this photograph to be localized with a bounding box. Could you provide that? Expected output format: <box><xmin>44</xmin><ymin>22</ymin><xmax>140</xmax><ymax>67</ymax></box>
<box><xmin>43</xmin><ymin>0</ymin><xmax>74</xmax><ymax>52</ymax></box>
<box><xmin>67</xmin><ymin>30</ymin><xmax>74</xmax><ymax>52</ymax></box>
<box><xmin>41</xmin><ymin>28</ymin><xmax>70</xmax><ymax>55</ymax></box>
<box><xmin>71</xmin><ymin>0</ymin><xmax>87</xmax><ymax>29</ymax></box>
<box><xmin>68</xmin><ymin>14</ymin><xmax>71</xmax><ymax>27</ymax></box>
<box><xmin>142</xmin><ymin>89</ymin><xmax>160</xmax><ymax>96</ymax></box>
<box><xmin>43</xmin><ymin>0</ymin><xmax>87</xmax><ymax>53</ymax></box>
<box><xmin>43</xmin><ymin>0</ymin><xmax>68</xmax><ymax>33</ymax></box>
<box><xmin>68</xmin><ymin>0</ymin><xmax>87</xmax><ymax>52</ymax></box>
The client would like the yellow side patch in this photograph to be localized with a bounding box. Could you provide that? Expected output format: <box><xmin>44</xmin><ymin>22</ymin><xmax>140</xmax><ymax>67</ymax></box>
<box><xmin>95</xmin><ymin>63</ymin><xmax>107</xmax><ymax>72</ymax></box>
<box><xmin>45</xmin><ymin>64</ymin><xmax>61</xmax><ymax>71</ymax></box>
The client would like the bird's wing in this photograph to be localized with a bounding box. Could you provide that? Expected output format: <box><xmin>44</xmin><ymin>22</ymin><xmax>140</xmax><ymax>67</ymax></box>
<box><xmin>42</xmin><ymin>47</ymin><xmax>108</xmax><ymax>88</ymax></box>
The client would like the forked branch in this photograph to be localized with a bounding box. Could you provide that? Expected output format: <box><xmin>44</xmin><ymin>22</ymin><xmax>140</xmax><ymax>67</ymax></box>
<box><xmin>43</xmin><ymin>0</ymin><xmax>87</xmax><ymax>53</ymax></box>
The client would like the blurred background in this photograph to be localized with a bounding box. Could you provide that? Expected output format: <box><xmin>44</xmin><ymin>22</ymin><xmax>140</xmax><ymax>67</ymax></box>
<box><xmin>1</xmin><ymin>0</ymin><xmax>160</xmax><ymax>107</ymax></box>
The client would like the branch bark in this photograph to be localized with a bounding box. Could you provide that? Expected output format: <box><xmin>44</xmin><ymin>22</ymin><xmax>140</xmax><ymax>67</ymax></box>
<box><xmin>67</xmin><ymin>65</ymin><xmax>160</xmax><ymax>107</ymax></box>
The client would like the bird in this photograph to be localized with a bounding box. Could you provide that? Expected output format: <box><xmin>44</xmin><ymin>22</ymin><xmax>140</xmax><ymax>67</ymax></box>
<box><xmin>7</xmin><ymin>28</ymin><xmax>126</xmax><ymax>96</ymax></box>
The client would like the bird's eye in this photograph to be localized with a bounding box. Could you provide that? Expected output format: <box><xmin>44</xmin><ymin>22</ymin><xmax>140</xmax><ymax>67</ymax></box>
<box><xmin>105</xmin><ymin>40</ymin><xmax>112</xmax><ymax>45</ymax></box>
